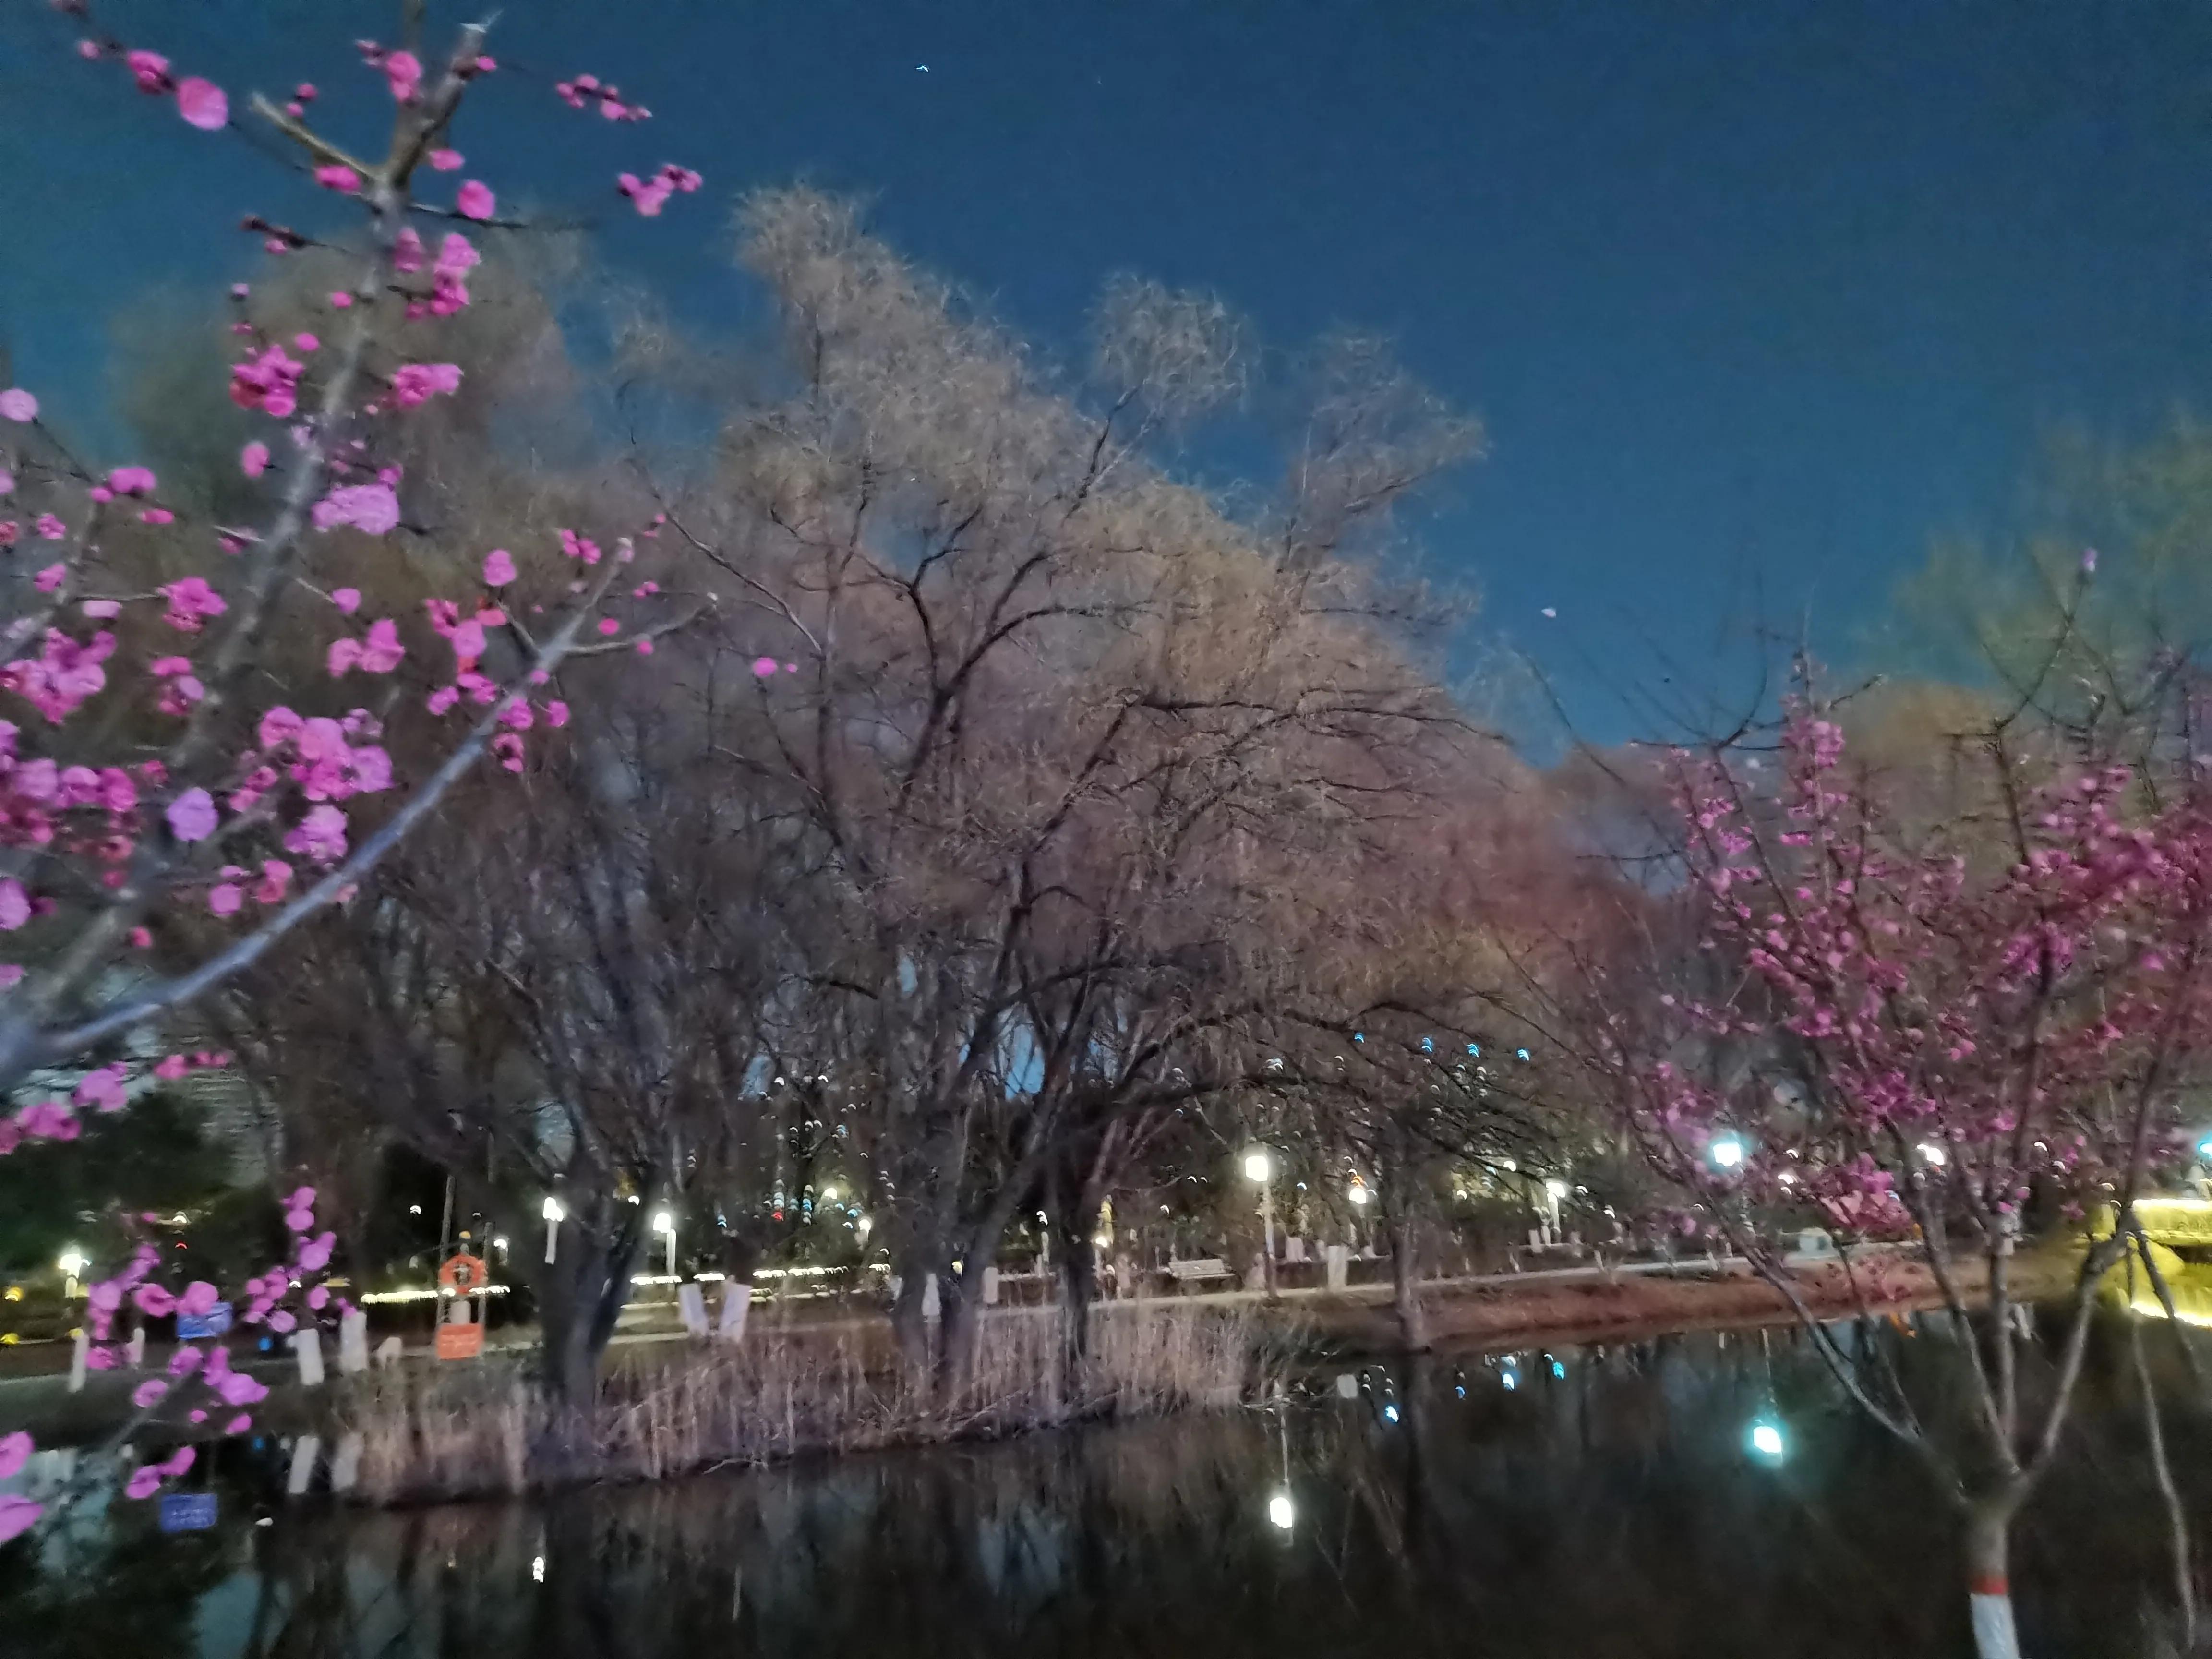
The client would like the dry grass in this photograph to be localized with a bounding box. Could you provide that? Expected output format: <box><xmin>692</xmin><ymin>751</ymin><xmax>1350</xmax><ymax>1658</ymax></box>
<box><xmin>346</xmin><ymin>1301</ymin><xmax>1265</xmax><ymax>1503</ymax></box>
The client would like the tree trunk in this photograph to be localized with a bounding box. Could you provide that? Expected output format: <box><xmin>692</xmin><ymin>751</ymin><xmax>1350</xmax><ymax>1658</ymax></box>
<box><xmin>2132</xmin><ymin>1313</ymin><xmax>2197</xmax><ymax>1649</ymax></box>
<box><xmin>1388</xmin><ymin>1216</ymin><xmax>1428</xmax><ymax>1351</ymax></box>
<box><xmin>1964</xmin><ymin>1494</ymin><xmax>2023</xmax><ymax>1659</ymax></box>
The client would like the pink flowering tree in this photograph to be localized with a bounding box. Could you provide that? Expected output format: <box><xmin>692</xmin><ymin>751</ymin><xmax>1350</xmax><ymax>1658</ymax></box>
<box><xmin>0</xmin><ymin>1</ymin><xmax>703</xmax><ymax>1538</ymax></box>
<box><xmin>1573</xmin><ymin>703</ymin><xmax>2212</xmax><ymax>1657</ymax></box>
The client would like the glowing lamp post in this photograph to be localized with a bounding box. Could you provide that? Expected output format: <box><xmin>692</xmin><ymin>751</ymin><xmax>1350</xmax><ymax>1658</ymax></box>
<box><xmin>1267</xmin><ymin>1489</ymin><xmax>1295</xmax><ymax>1531</ymax></box>
<box><xmin>541</xmin><ymin>1195</ymin><xmax>564</xmax><ymax>1264</ymax></box>
<box><xmin>1709</xmin><ymin>1135</ymin><xmax>1745</xmax><ymax>1172</ymax></box>
<box><xmin>1748</xmin><ymin>1418</ymin><xmax>1787</xmax><ymax>1463</ymax></box>
<box><xmin>651</xmin><ymin>1210</ymin><xmax>677</xmax><ymax>1279</ymax></box>
<box><xmin>1543</xmin><ymin>1177</ymin><xmax>1568</xmax><ymax>1241</ymax></box>
<box><xmin>1243</xmin><ymin>1149</ymin><xmax>1276</xmax><ymax>1298</ymax></box>
<box><xmin>57</xmin><ymin>1247</ymin><xmax>86</xmax><ymax>1300</ymax></box>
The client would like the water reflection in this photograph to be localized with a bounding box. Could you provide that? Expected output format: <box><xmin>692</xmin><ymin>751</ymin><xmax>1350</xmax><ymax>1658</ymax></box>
<box><xmin>6</xmin><ymin>1323</ymin><xmax>2204</xmax><ymax>1657</ymax></box>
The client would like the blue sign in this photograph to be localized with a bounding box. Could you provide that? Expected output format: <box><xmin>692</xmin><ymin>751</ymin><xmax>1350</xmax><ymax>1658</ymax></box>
<box><xmin>176</xmin><ymin>1301</ymin><xmax>232</xmax><ymax>1340</ymax></box>
<box><xmin>158</xmin><ymin>1491</ymin><xmax>217</xmax><ymax>1533</ymax></box>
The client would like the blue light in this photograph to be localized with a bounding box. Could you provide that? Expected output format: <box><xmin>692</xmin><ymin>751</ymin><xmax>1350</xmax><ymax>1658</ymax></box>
<box><xmin>1467</xmin><ymin>1043</ymin><xmax>1480</xmax><ymax>1056</ymax></box>
<box><xmin>1382</xmin><ymin>1402</ymin><xmax>1400</xmax><ymax>1423</ymax></box>
<box><xmin>1747</xmin><ymin>1419</ymin><xmax>1787</xmax><ymax>1463</ymax></box>
<box><xmin>1419</xmin><ymin>1036</ymin><xmax>1434</xmax><ymax>1053</ymax></box>
<box><xmin>1515</xmin><ymin>1047</ymin><xmax>1530</xmax><ymax>1062</ymax></box>
<box><xmin>1501</xmin><ymin>1370</ymin><xmax>1517</xmax><ymax>1391</ymax></box>
<box><xmin>1551</xmin><ymin>1359</ymin><xmax>1565</xmax><ymax>1379</ymax></box>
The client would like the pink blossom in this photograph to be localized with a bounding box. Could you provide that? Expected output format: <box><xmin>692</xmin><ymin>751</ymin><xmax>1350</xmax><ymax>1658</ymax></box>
<box><xmin>3</xmin><ymin>629</ymin><xmax>116</xmax><ymax>722</ymax></box>
<box><xmin>298</xmin><ymin>1230</ymin><xmax>336</xmax><ymax>1272</ymax></box>
<box><xmin>133</xmin><ymin>1282</ymin><xmax>177</xmax><ymax>1317</ymax></box>
<box><xmin>126</xmin><ymin>49</ymin><xmax>170</xmax><ymax>93</ymax></box>
<box><xmin>229</xmin><ymin>344</ymin><xmax>304</xmax><ymax>417</ymax></box>
<box><xmin>32</xmin><ymin>565</ymin><xmax>64</xmax><ymax>595</ymax></box>
<box><xmin>429</xmin><ymin>147</ymin><xmax>463</xmax><ymax>170</ymax></box>
<box><xmin>0</xmin><ymin>881</ymin><xmax>29</xmax><ymax>933</ymax></box>
<box><xmin>175</xmin><ymin>76</ymin><xmax>228</xmax><ymax>129</ymax></box>
<box><xmin>329</xmin><ymin>291</ymin><xmax>353</xmax><ymax>309</ymax></box>
<box><xmin>156</xmin><ymin>1447</ymin><xmax>195</xmax><ymax>1479</ymax></box>
<box><xmin>598</xmin><ymin>618</ymin><xmax>621</xmax><ymax>637</ymax></box>
<box><xmin>140</xmin><ymin>506</ymin><xmax>174</xmax><ymax>526</ymax></box>
<box><xmin>383</xmin><ymin>48</ymin><xmax>422</xmax><ymax>101</ymax></box>
<box><xmin>130</xmin><ymin>1378</ymin><xmax>168</xmax><ymax>1409</ymax></box>
<box><xmin>493</xmin><ymin>732</ymin><xmax>526</xmax><ymax>773</ymax></box>
<box><xmin>751</xmin><ymin>656</ymin><xmax>778</xmax><ymax>678</ymax></box>
<box><xmin>314</xmin><ymin>164</ymin><xmax>362</xmax><ymax>193</ymax></box>
<box><xmin>390</xmin><ymin>362</ymin><xmax>462</xmax><ymax>408</ymax></box>
<box><xmin>545</xmin><ymin>700</ymin><xmax>571</xmax><ymax>728</ymax></box>
<box><xmin>107</xmin><ymin>465</ymin><xmax>156</xmax><ymax>496</ymax></box>
<box><xmin>482</xmin><ymin>547</ymin><xmax>517</xmax><ymax>586</ymax></box>
<box><xmin>222</xmin><ymin>1413</ymin><xmax>251</xmax><ymax>1434</ymax></box>
<box><xmin>0</xmin><ymin>390</ymin><xmax>37</xmax><ymax>422</ymax></box>
<box><xmin>160</xmin><ymin>577</ymin><xmax>228</xmax><ymax>632</ymax></box>
<box><xmin>34</xmin><ymin>514</ymin><xmax>63</xmax><ymax>540</ymax></box>
<box><xmin>312</xmin><ymin>482</ymin><xmax>400</xmax><ymax>537</ymax></box>
<box><xmin>450</xmin><ymin>619</ymin><xmax>487</xmax><ymax>663</ymax></box>
<box><xmin>79</xmin><ymin>600</ymin><xmax>119</xmax><ymax>620</ymax></box>
<box><xmin>0</xmin><ymin>1431</ymin><xmax>31</xmax><ymax>1480</ymax></box>
<box><xmin>285</xmin><ymin>803</ymin><xmax>348</xmax><ymax>864</ymax></box>
<box><xmin>153</xmin><ymin>1054</ymin><xmax>188</xmax><ymax>1080</ymax></box>
<box><xmin>207</xmin><ymin>883</ymin><xmax>242</xmax><ymax>917</ymax></box>
<box><xmin>393</xmin><ymin>227</ymin><xmax>427</xmax><ymax>274</ymax></box>
<box><xmin>165</xmin><ymin>788</ymin><xmax>217</xmax><ymax>843</ymax></box>
<box><xmin>124</xmin><ymin>1466</ymin><xmax>161</xmax><ymax>1501</ymax></box>
<box><xmin>360</xmin><ymin>617</ymin><xmax>405</xmax><ymax>673</ymax></box>
<box><xmin>456</xmin><ymin>180</ymin><xmax>495</xmax><ymax>220</ymax></box>
<box><xmin>214</xmin><ymin>1370</ymin><xmax>268</xmax><ymax>1407</ymax></box>
<box><xmin>293</xmin><ymin>332</ymin><xmax>319</xmax><ymax>353</ymax></box>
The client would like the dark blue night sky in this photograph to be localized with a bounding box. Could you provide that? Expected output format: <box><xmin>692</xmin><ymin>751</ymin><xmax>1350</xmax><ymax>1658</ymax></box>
<box><xmin>8</xmin><ymin>1</ymin><xmax>2212</xmax><ymax>736</ymax></box>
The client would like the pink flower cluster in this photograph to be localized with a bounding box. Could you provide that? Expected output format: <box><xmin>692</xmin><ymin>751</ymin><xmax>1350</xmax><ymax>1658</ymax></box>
<box><xmin>1</xmin><ymin>630</ymin><xmax>116</xmax><ymax>723</ymax></box>
<box><xmin>390</xmin><ymin>362</ymin><xmax>463</xmax><ymax>408</ymax></box>
<box><xmin>617</xmin><ymin>163</ymin><xmax>703</xmax><ymax>217</ymax></box>
<box><xmin>556</xmin><ymin>71</ymin><xmax>650</xmax><ymax>120</ymax></box>
<box><xmin>229</xmin><ymin>343</ymin><xmax>306</xmax><ymax>417</ymax></box>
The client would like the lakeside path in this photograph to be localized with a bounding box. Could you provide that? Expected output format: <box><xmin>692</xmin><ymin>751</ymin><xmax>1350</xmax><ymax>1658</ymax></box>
<box><xmin>0</xmin><ymin>1246</ymin><xmax>2059</xmax><ymax>1443</ymax></box>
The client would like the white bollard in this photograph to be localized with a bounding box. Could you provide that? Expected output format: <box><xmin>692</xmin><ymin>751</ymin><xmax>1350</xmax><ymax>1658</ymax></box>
<box><xmin>373</xmin><ymin>1334</ymin><xmax>404</xmax><ymax>1369</ymax></box>
<box><xmin>718</xmin><ymin>1282</ymin><xmax>752</xmax><ymax>1345</ymax></box>
<box><xmin>286</xmin><ymin>1434</ymin><xmax>322</xmax><ymax>1496</ymax></box>
<box><xmin>67</xmin><ymin>1327</ymin><xmax>89</xmax><ymax>1394</ymax></box>
<box><xmin>1324</xmin><ymin>1243</ymin><xmax>1349</xmax><ymax>1293</ymax></box>
<box><xmin>676</xmin><ymin>1282</ymin><xmax>709</xmax><ymax>1338</ymax></box>
<box><xmin>337</xmin><ymin>1310</ymin><xmax>369</xmax><ymax>1375</ymax></box>
<box><xmin>291</xmin><ymin>1329</ymin><xmax>325</xmax><ymax>1389</ymax></box>
<box><xmin>981</xmin><ymin>1265</ymin><xmax>1000</xmax><ymax>1307</ymax></box>
<box><xmin>921</xmin><ymin>1274</ymin><xmax>941</xmax><ymax>1323</ymax></box>
<box><xmin>1335</xmin><ymin>1372</ymin><xmax>1359</xmax><ymax>1400</ymax></box>
<box><xmin>124</xmin><ymin>1327</ymin><xmax>146</xmax><ymax>1368</ymax></box>
<box><xmin>328</xmin><ymin>1432</ymin><xmax>363</xmax><ymax>1494</ymax></box>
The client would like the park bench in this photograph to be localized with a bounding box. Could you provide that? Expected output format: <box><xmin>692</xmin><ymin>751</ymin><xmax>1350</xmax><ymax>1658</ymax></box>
<box><xmin>1164</xmin><ymin>1257</ymin><xmax>1236</xmax><ymax>1291</ymax></box>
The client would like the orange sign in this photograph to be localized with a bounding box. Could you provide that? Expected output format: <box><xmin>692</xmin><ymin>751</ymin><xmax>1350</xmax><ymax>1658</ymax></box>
<box><xmin>435</xmin><ymin>1322</ymin><xmax>484</xmax><ymax>1361</ymax></box>
<box><xmin>437</xmin><ymin>1252</ymin><xmax>488</xmax><ymax>1293</ymax></box>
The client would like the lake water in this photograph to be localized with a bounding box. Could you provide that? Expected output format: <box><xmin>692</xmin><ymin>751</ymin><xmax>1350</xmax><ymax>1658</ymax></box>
<box><xmin>2</xmin><ymin>1323</ymin><xmax>2202</xmax><ymax>1657</ymax></box>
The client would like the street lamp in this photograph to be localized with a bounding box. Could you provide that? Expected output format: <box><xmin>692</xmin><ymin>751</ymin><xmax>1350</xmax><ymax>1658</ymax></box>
<box><xmin>652</xmin><ymin>1210</ymin><xmax>676</xmax><ymax>1278</ymax></box>
<box><xmin>1917</xmin><ymin>1141</ymin><xmax>1948</xmax><ymax>1168</ymax></box>
<box><xmin>541</xmin><ymin>1195</ymin><xmax>564</xmax><ymax>1264</ymax></box>
<box><xmin>57</xmin><ymin>1247</ymin><xmax>86</xmax><ymax>1299</ymax></box>
<box><xmin>1543</xmin><ymin>1177</ymin><xmax>1568</xmax><ymax>1240</ymax></box>
<box><xmin>1709</xmin><ymin>1135</ymin><xmax>1745</xmax><ymax>1171</ymax></box>
<box><xmin>1242</xmin><ymin>1149</ymin><xmax>1275</xmax><ymax>1297</ymax></box>
<box><xmin>1267</xmin><ymin>1489</ymin><xmax>1295</xmax><ymax>1530</ymax></box>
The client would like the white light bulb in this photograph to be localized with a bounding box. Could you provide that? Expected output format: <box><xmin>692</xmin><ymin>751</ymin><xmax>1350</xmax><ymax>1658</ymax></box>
<box><xmin>1267</xmin><ymin>1491</ymin><xmax>1295</xmax><ymax>1530</ymax></box>
<box><xmin>1242</xmin><ymin>1150</ymin><xmax>1272</xmax><ymax>1183</ymax></box>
